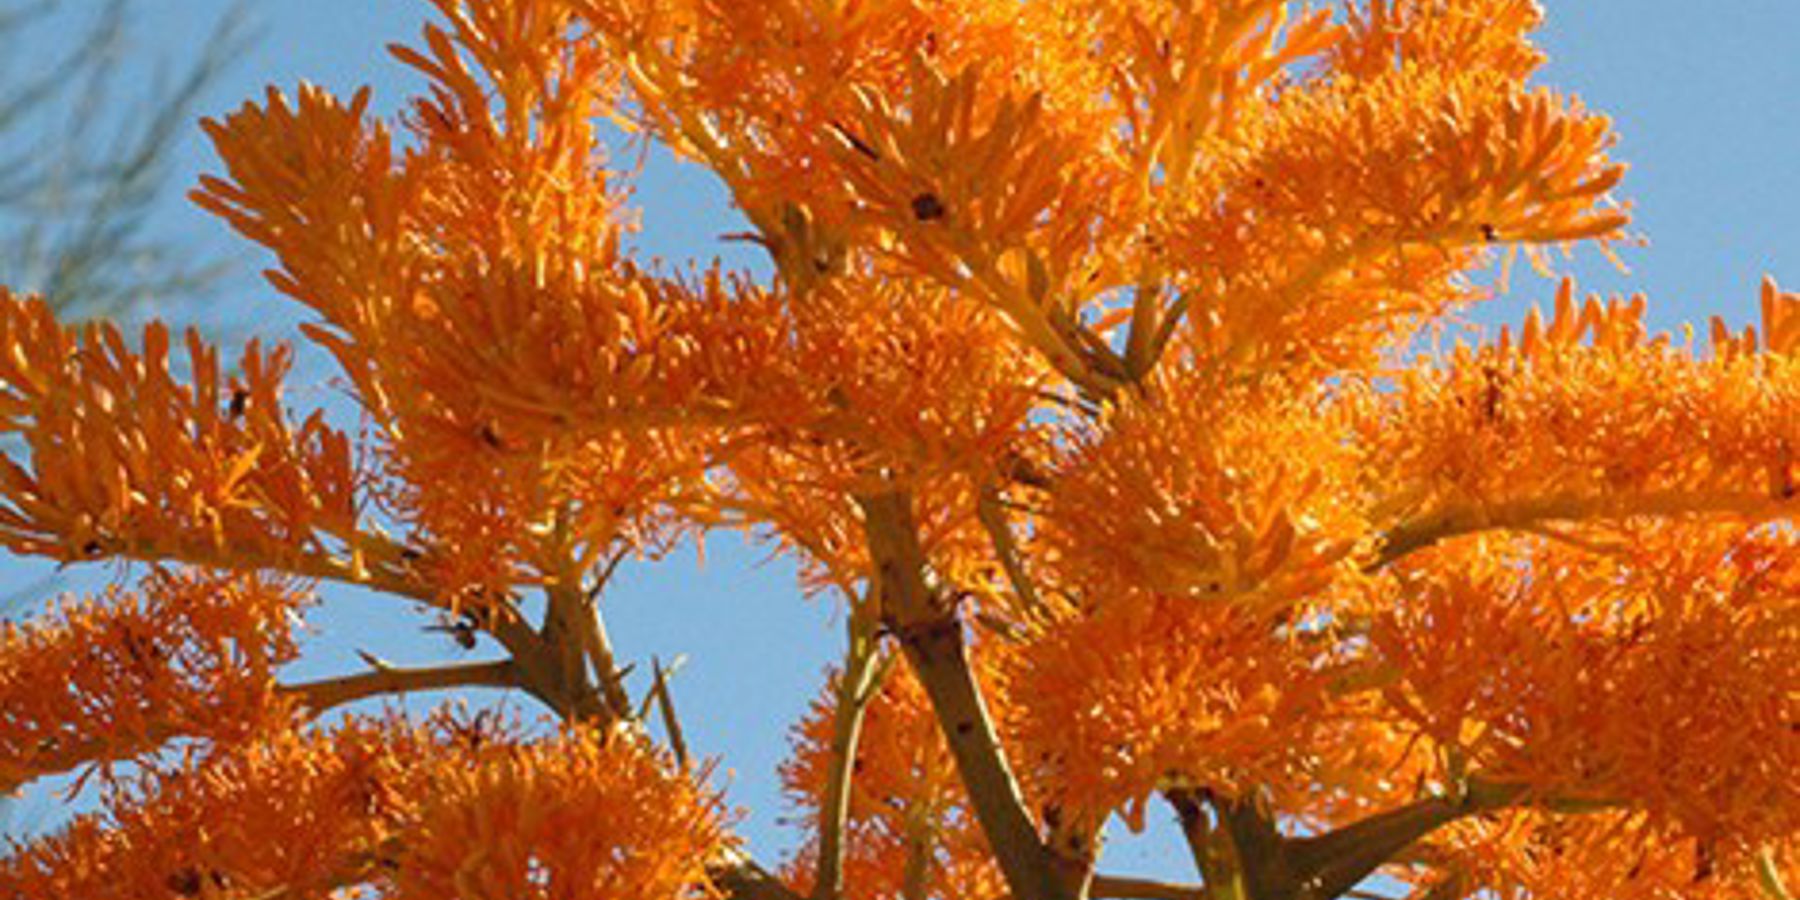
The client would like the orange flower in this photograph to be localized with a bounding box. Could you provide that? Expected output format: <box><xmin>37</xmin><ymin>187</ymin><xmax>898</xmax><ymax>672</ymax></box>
<box><xmin>0</xmin><ymin>568</ymin><xmax>309</xmax><ymax>793</ymax></box>
<box><xmin>1</xmin><ymin>711</ymin><xmax>728</xmax><ymax>900</ymax></box>
<box><xmin>1373</xmin><ymin>526</ymin><xmax>1800</xmax><ymax>848</ymax></box>
<box><xmin>1003</xmin><ymin>596</ymin><xmax>1338</xmax><ymax>829</ymax></box>
<box><xmin>0</xmin><ymin>291</ymin><xmax>355</xmax><ymax>569</ymax></box>
<box><xmin>1044</xmin><ymin>367</ymin><xmax>1364</xmax><ymax>608</ymax></box>
<box><xmin>1414</xmin><ymin>810</ymin><xmax>1797</xmax><ymax>900</ymax></box>
<box><xmin>1360</xmin><ymin>278</ymin><xmax>1800</xmax><ymax>558</ymax></box>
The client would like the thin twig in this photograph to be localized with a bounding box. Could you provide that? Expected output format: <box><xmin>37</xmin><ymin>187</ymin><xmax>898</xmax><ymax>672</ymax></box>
<box><xmin>650</xmin><ymin>655</ymin><xmax>690</xmax><ymax>767</ymax></box>
<box><xmin>901</xmin><ymin>799</ymin><xmax>934</xmax><ymax>900</ymax></box>
<box><xmin>1758</xmin><ymin>848</ymin><xmax>1794</xmax><ymax>900</ymax></box>
<box><xmin>1371</xmin><ymin>490</ymin><xmax>1791</xmax><ymax>570</ymax></box>
<box><xmin>976</xmin><ymin>486</ymin><xmax>1046</xmax><ymax>620</ymax></box>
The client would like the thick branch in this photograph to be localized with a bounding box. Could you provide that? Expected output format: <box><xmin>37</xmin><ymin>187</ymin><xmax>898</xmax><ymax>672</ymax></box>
<box><xmin>858</xmin><ymin>492</ymin><xmax>1084</xmax><ymax>900</ymax></box>
<box><xmin>281</xmin><ymin>657</ymin><xmax>522</xmax><ymax>715</ymax></box>
<box><xmin>1165</xmin><ymin>781</ymin><xmax>1536</xmax><ymax>900</ymax></box>
<box><xmin>1289</xmin><ymin>782</ymin><xmax>1522</xmax><ymax>900</ymax></box>
<box><xmin>1093</xmin><ymin>875</ymin><xmax>1205</xmax><ymax>900</ymax></box>
<box><xmin>1167</xmin><ymin>789</ymin><xmax>1295</xmax><ymax>900</ymax></box>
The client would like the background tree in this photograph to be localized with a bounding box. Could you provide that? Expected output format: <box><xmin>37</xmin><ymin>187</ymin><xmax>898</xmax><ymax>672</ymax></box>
<box><xmin>0</xmin><ymin>0</ymin><xmax>250</xmax><ymax>316</ymax></box>
<box><xmin>0</xmin><ymin>2</ymin><xmax>1796</xmax><ymax>899</ymax></box>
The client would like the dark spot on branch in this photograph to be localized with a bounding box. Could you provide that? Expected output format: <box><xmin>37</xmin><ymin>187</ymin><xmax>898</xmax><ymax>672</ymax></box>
<box><xmin>911</xmin><ymin>192</ymin><xmax>946</xmax><ymax>222</ymax></box>
<box><xmin>478</xmin><ymin>423</ymin><xmax>504</xmax><ymax>449</ymax></box>
<box><xmin>167</xmin><ymin>868</ymin><xmax>202</xmax><ymax>896</ymax></box>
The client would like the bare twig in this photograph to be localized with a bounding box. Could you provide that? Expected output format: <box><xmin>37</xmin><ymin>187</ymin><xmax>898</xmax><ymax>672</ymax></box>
<box><xmin>650</xmin><ymin>655</ymin><xmax>690</xmax><ymax>767</ymax></box>
<box><xmin>281</xmin><ymin>657</ymin><xmax>522</xmax><ymax>715</ymax></box>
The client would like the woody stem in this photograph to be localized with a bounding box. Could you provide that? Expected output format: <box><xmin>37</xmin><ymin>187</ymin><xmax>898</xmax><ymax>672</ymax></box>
<box><xmin>858</xmin><ymin>491</ymin><xmax>1087</xmax><ymax>900</ymax></box>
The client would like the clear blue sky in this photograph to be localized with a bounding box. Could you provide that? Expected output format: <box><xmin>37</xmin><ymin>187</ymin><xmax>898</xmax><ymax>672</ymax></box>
<box><xmin>4</xmin><ymin>0</ymin><xmax>1797</xmax><ymax>882</ymax></box>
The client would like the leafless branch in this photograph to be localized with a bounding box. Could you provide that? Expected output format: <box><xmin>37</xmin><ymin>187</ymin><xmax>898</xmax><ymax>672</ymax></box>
<box><xmin>1092</xmin><ymin>874</ymin><xmax>1206</xmax><ymax>900</ymax></box>
<box><xmin>650</xmin><ymin>655</ymin><xmax>690</xmax><ymax>767</ymax></box>
<box><xmin>281</xmin><ymin>656</ymin><xmax>522</xmax><ymax>715</ymax></box>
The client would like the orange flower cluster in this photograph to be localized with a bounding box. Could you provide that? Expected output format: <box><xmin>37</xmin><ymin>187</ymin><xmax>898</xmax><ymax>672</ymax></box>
<box><xmin>1173</xmin><ymin>65</ymin><xmax>1625</xmax><ymax>373</ymax></box>
<box><xmin>1043</xmin><ymin>370</ymin><xmax>1364</xmax><ymax>608</ymax></box>
<box><xmin>782</xmin><ymin>662</ymin><xmax>1007</xmax><ymax>900</ymax></box>
<box><xmin>5</xmin><ymin>0</ymin><xmax>1793</xmax><ymax>896</ymax></box>
<box><xmin>0</xmin><ymin>568</ymin><xmax>308</xmax><ymax>793</ymax></box>
<box><xmin>1041</xmin><ymin>0</ymin><xmax>1340</xmax><ymax>182</ymax></box>
<box><xmin>1360</xmin><ymin>278</ymin><xmax>1800</xmax><ymax>553</ymax></box>
<box><xmin>191</xmin><ymin>14</ymin><xmax>739</xmax><ymax>596</ymax></box>
<box><xmin>190</xmin><ymin>2</ymin><xmax>1061</xmax><ymax>601</ymax></box>
<box><xmin>1333</xmin><ymin>0</ymin><xmax>1548</xmax><ymax>82</ymax></box>
<box><xmin>1002</xmin><ymin>596</ymin><xmax>1338</xmax><ymax>830</ymax></box>
<box><xmin>1416</xmin><ymin>810</ymin><xmax>1796</xmax><ymax>900</ymax></box>
<box><xmin>393</xmin><ymin>727</ymin><xmax>727</xmax><ymax>900</ymax></box>
<box><xmin>0</xmin><ymin>714</ymin><xmax>727</xmax><ymax>900</ymax></box>
<box><xmin>1372</xmin><ymin>526</ymin><xmax>1800</xmax><ymax>849</ymax></box>
<box><xmin>0</xmin><ymin>291</ymin><xmax>355</xmax><ymax>568</ymax></box>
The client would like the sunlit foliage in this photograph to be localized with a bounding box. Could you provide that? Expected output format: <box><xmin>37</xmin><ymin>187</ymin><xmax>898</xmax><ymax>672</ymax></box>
<box><xmin>0</xmin><ymin>1</ymin><xmax>1793</xmax><ymax>899</ymax></box>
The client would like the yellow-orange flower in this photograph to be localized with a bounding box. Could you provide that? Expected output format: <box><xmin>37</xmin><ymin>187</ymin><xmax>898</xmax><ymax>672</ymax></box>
<box><xmin>1003</xmin><ymin>596</ymin><xmax>1337</xmax><ymax>829</ymax></box>
<box><xmin>0</xmin><ymin>712</ymin><xmax>728</xmax><ymax>900</ymax></box>
<box><xmin>0</xmin><ymin>291</ymin><xmax>355</xmax><ymax>568</ymax></box>
<box><xmin>0</xmin><ymin>568</ymin><xmax>308</xmax><ymax>793</ymax></box>
<box><xmin>1373</xmin><ymin>526</ymin><xmax>1800</xmax><ymax>848</ymax></box>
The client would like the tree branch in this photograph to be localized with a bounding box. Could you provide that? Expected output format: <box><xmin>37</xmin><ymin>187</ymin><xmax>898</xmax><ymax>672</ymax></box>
<box><xmin>281</xmin><ymin>656</ymin><xmax>522</xmax><ymax>715</ymax></box>
<box><xmin>857</xmin><ymin>491</ymin><xmax>1085</xmax><ymax>900</ymax></box>
<box><xmin>1270</xmin><ymin>781</ymin><xmax>1525</xmax><ymax>900</ymax></box>
<box><xmin>813</xmin><ymin>613</ymin><xmax>885</xmax><ymax>900</ymax></box>
<box><xmin>976</xmin><ymin>485</ymin><xmax>1045</xmax><ymax>619</ymax></box>
<box><xmin>1167</xmin><ymin>788</ymin><xmax>1295</xmax><ymax>900</ymax></box>
<box><xmin>711</xmin><ymin>854</ymin><xmax>807</xmax><ymax>900</ymax></box>
<box><xmin>649</xmin><ymin>655</ymin><xmax>690</xmax><ymax>767</ymax></box>
<box><xmin>1093</xmin><ymin>874</ymin><xmax>1206</xmax><ymax>900</ymax></box>
<box><xmin>1372</xmin><ymin>490</ymin><xmax>1792</xmax><ymax>569</ymax></box>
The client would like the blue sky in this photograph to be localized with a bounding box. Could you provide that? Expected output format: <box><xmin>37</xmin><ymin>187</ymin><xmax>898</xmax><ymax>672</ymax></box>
<box><xmin>4</xmin><ymin>0</ymin><xmax>1798</xmax><ymax>882</ymax></box>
